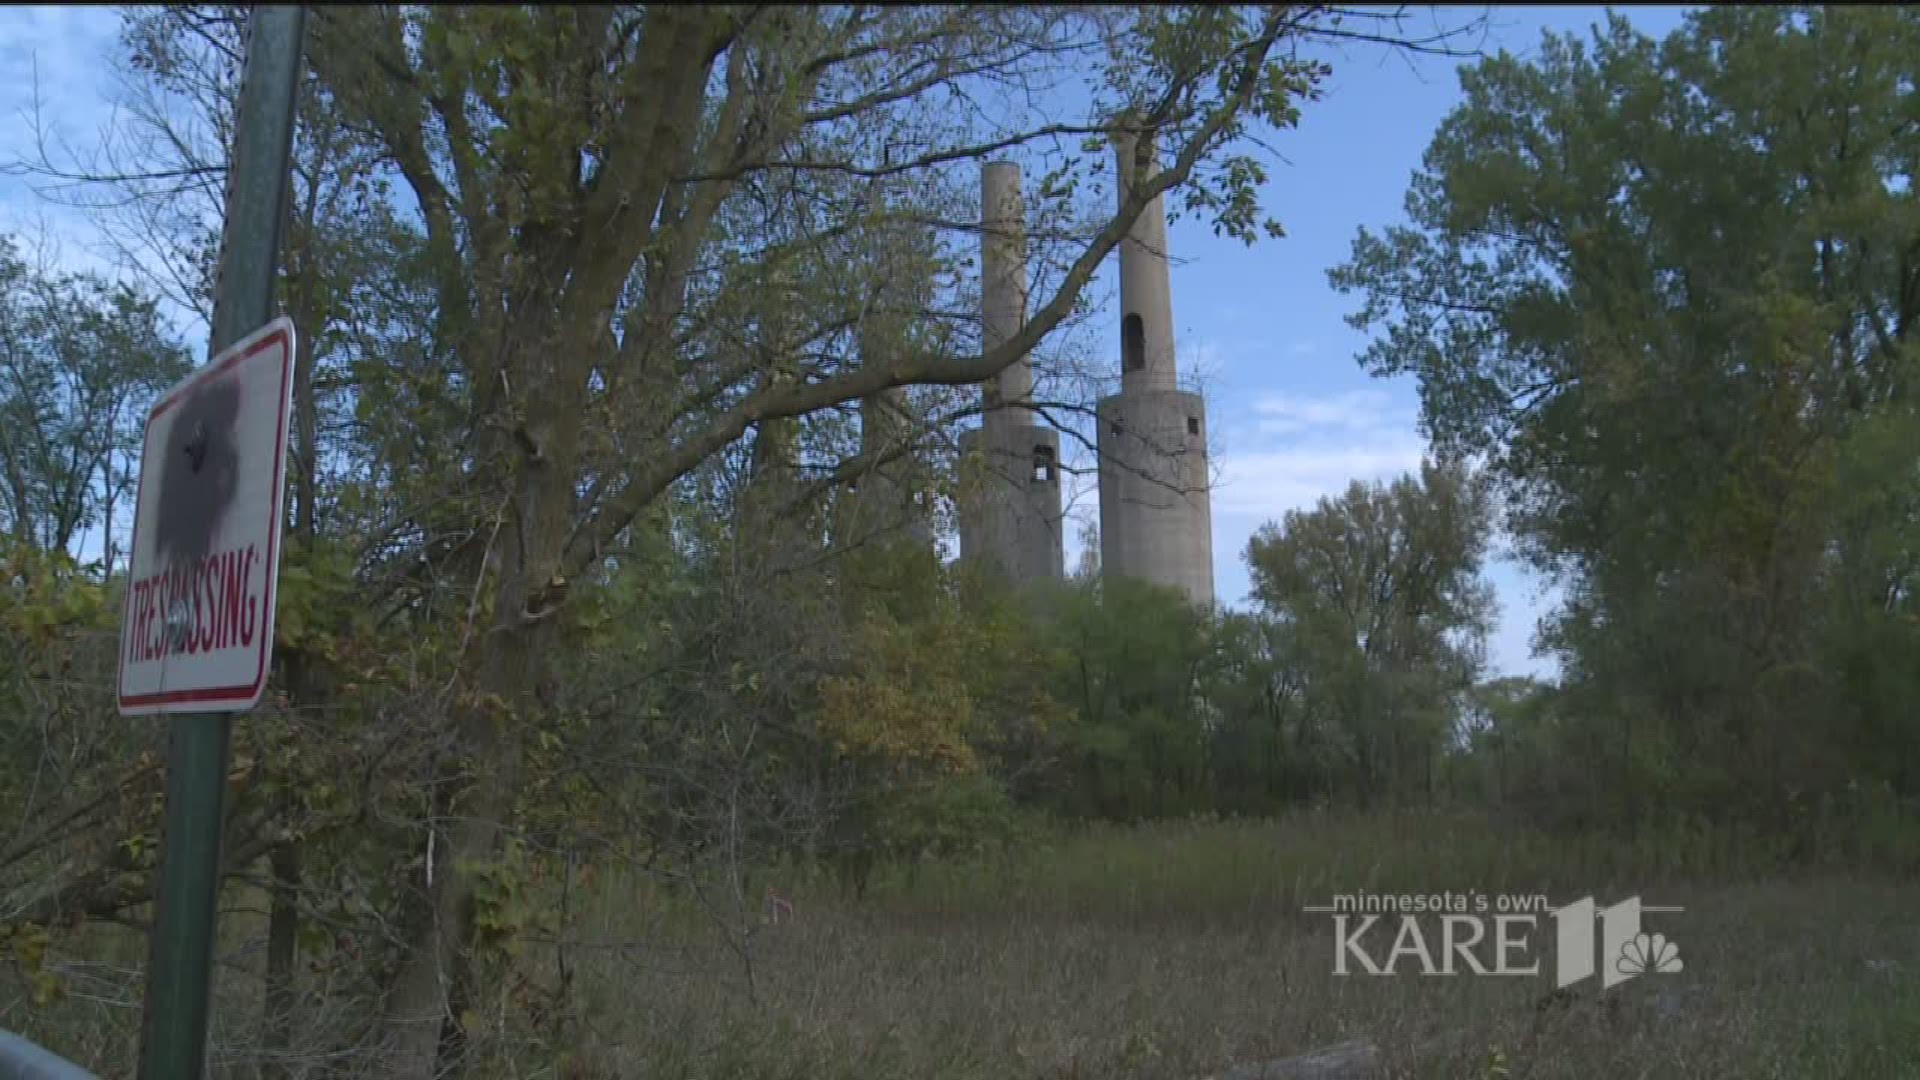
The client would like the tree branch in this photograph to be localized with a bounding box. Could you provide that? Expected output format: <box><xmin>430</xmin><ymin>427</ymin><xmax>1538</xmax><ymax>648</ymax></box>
<box><xmin>562</xmin><ymin>7</ymin><xmax>1297</xmax><ymax>576</ymax></box>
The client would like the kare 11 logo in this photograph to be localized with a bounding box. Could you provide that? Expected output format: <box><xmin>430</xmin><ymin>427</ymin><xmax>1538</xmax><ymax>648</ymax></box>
<box><xmin>1304</xmin><ymin>892</ymin><xmax>1684</xmax><ymax>989</ymax></box>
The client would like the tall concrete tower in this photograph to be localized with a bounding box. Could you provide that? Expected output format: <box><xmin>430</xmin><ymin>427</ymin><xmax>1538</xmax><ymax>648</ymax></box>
<box><xmin>842</xmin><ymin>374</ymin><xmax>932</xmax><ymax>549</ymax></box>
<box><xmin>1096</xmin><ymin>130</ymin><xmax>1214</xmax><ymax>607</ymax></box>
<box><xmin>958</xmin><ymin>161</ymin><xmax>1065</xmax><ymax>584</ymax></box>
<box><xmin>836</xmin><ymin>229</ymin><xmax>938</xmax><ymax>552</ymax></box>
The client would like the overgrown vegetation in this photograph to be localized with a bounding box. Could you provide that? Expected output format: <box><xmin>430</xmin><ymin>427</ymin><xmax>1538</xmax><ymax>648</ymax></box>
<box><xmin>3</xmin><ymin>5</ymin><xmax>1918</xmax><ymax>1078</ymax></box>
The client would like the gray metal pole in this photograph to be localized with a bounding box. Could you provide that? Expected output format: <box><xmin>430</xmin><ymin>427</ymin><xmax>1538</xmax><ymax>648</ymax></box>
<box><xmin>136</xmin><ymin>8</ymin><xmax>305</xmax><ymax>1080</ymax></box>
<box><xmin>0</xmin><ymin>1028</ymin><xmax>99</xmax><ymax>1080</ymax></box>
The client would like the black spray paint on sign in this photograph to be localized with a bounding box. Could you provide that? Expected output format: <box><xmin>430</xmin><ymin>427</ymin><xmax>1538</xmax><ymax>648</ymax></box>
<box><xmin>154</xmin><ymin>377</ymin><xmax>243</xmax><ymax>573</ymax></box>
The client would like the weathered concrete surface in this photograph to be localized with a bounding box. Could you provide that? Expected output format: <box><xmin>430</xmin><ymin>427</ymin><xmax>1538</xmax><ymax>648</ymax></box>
<box><xmin>960</xmin><ymin>160</ymin><xmax>1064</xmax><ymax>584</ymax></box>
<box><xmin>959</xmin><ymin>422</ymin><xmax>1065</xmax><ymax>585</ymax></box>
<box><xmin>1099</xmin><ymin>128</ymin><xmax>1214</xmax><ymax>607</ymax></box>
<box><xmin>1097</xmin><ymin>388</ymin><xmax>1213</xmax><ymax>608</ymax></box>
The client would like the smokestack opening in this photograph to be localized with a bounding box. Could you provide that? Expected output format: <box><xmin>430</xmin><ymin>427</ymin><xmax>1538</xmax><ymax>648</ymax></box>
<box><xmin>1123</xmin><ymin>312</ymin><xmax>1145</xmax><ymax>371</ymax></box>
<box><xmin>1031</xmin><ymin>445</ymin><xmax>1055</xmax><ymax>484</ymax></box>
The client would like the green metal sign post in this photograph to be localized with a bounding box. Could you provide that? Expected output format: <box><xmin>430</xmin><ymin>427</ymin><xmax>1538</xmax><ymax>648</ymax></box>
<box><xmin>133</xmin><ymin>8</ymin><xmax>305</xmax><ymax>1079</ymax></box>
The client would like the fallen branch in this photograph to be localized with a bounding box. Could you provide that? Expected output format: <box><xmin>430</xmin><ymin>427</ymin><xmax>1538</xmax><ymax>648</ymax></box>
<box><xmin>1205</xmin><ymin>1038</ymin><xmax>1380</xmax><ymax>1080</ymax></box>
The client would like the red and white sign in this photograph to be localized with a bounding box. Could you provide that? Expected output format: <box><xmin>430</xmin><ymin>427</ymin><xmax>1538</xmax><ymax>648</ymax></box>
<box><xmin>118</xmin><ymin>317</ymin><xmax>296</xmax><ymax>715</ymax></box>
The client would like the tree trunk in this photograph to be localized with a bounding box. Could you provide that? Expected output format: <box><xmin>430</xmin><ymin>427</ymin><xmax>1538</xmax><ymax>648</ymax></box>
<box><xmin>265</xmin><ymin>224</ymin><xmax>323</xmax><ymax>1075</ymax></box>
<box><xmin>380</xmin><ymin>826</ymin><xmax>462</xmax><ymax>1075</ymax></box>
<box><xmin>379</xmin><ymin>331</ymin><xmax>574</xmax><ymax>1075</ymax></box>
<box><xmin>379</xmin><ymin>669</ymin><xmax>527</xmax><ymax>1078</ymax></box>
<box><xmin>263</xmin><ymin>839</ymin><xmax>301</xmax><ymax>1078</ymax></box>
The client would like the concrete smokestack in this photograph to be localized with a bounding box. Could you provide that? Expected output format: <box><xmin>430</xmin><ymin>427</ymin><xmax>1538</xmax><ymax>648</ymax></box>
<box><xmin>1114</xmin><ymin>130</ymin><xmax>1179</xmax><ymax>394</ymax></box>
<box><xmin>981</xmin><ymin>160</ymin><xmax>1033</xmax><ymax>418</ymax></box>
<box><xmin>841</xmin><ymin>235</ymin><xmax>935</xmax><ymax>550</ymax></box>
<box><xmin>851</xmin><ymin>359</ymin><xmax>931</xmax><ymax>548</ymax></box>
<box><xmin>958</xmin><ymin>160</ymin><xmax>1064</xmax><ymax>586</ymax></box>
<box><xmin>1096</xmin><ymin>125</ymin><xmax>1215</xmax><ymax>608</ymax></box>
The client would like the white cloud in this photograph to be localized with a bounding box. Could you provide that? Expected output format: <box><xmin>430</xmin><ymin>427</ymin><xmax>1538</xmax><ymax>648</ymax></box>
<box><xmin>1214</xmin><ymin>385</ymin><xmax>1427</xmax><ymax>524</ymax></box>
<box><xmin>0</xmin><ymin>6</ymin><xmax>131</xmax><ymax>277</ymax></box>
<box><xmin>0</xmin><ymin>8</ymin><xmax>126</xmax><ymax>180</ymax></box>
<box><xmin>1206</xmin><ymin>384</ymin><xmax>1559</xmax><ymax>678</ymax></box>
<box><xmin>1211</xmin><ymin>437</ymin><xmax>1428</xmax><ymax>520</ymax></box>
<box><xmin>1247</xmin><ymin>387</ymin><xmax>1396</xmax><ymax>437</ymax></box>
<box><xmin>1207</xmin><ymin>384</ymin><xmax>1425</xmax><ymax>605</ymax></box>
<box><xmin>2</xmin><ymin>7</ymin><xmax>214</xmax><ymax>347</ymax></box>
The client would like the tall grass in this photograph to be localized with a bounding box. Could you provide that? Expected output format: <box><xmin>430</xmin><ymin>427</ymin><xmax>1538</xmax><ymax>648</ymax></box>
<box><xmin>541</xmin><ymin>810</ymin><xmax>1920</xmax><ymax>1079</ymax></box>
<box><xmin>7</xmin><ymin>809</ymin><xmax>1918</xmax><ymax>1077</ymax></box>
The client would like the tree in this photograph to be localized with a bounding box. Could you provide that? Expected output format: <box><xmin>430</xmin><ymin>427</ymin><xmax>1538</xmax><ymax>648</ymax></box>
<box><xmin>0</xmin><ymin>234</ymin><xmax>188</xmax><ymax>560</ymax></box>
<box><xmin>1449</xmin><ymin>675</ymin><xmax>1552</xmax><ymax>809</ymax></box>
<box><xmin>2</xmin><ymin>6</ymin><xmax>1493</xmax><ymax>1074</ymax></box>
<box><xmin>1244</xmin><ymin>460</ymin><xmax>1495</xmax><ymax>804</ymax></box>
<box><xmin>1200</xmin><ymin>610</ymin><xmax>1317</xmax><ymax>812</ymax></box>
<box><xmin>1042</xmin><ymin>575</ymin><xmax>1216</xmax><ymax>819</ymax></box>
<box><xmin>285</xmin><ymin>8</ymin><xmax>1483</xmax><ymax>1071</ymax></box>
<box><xmin>1329</xmin><ymin>7</ymin><xmax>1920</xmax><ymax>822</ymax></box>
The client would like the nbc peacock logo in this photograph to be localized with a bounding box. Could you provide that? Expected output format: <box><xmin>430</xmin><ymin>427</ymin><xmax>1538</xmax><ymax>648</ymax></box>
<box><xmin>1617</xmin><ymin>931</ymin><xmax>1684</xmax><ymax>977</ymax></box>
<box><xmin>1553</xmin><ymin>897</ymin><xmax>1685</xmax><ymax>989</ymax></box>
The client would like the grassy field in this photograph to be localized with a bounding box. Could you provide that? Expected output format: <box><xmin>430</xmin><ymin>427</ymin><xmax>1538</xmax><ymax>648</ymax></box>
<box><xmin>8</xmin><ymin>810</ymin><xmax>1920</xmax><ymax>1078</ymax></box>
<box><xmin>549</xmin><ymin>812</ymin><xmax>1920</xmax><ymax>1080</ymax></box>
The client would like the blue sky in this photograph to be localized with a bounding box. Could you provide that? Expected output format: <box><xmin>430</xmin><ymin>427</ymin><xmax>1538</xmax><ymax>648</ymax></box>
<box><xmin>1</xmin><ymin>5</ymin><xmax>1694</xmax><ymax>679</ymax></box>
<box><xmin>0</xmin><ymin>6</ymin><xmax>126</xmax><ymax>275</ymax></box>
<box><xmin>1059</xmin><ymin>5</ymin><xmax>1693</xmax><ymax>679</ymax></box>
